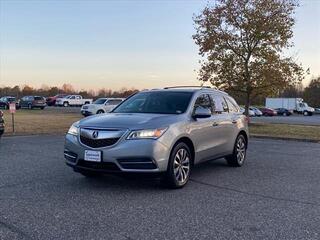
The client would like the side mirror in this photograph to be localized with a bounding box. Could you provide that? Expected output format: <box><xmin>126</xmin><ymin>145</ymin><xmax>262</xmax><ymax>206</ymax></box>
<box><xmin>193</xmin><ymin>106</ymin><xmax>211</xmax><ymax>119</ymax></box>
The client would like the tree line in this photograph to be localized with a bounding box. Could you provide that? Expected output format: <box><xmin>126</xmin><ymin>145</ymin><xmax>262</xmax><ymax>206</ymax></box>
<box><xmin>231</xmin><ymin>76</ymin><xmax>320</xmax><ymax>107</ymax></box>
<box><xmin>0</xmin><ymin>84</ymin><xmax>139</xmax><ymax>100</ymax></box>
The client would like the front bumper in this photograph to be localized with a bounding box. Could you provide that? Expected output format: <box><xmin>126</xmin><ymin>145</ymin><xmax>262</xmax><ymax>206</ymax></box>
<box><xmin>64</xmin><ymin>133</ymin><xmax>170</xmax><ymax>173</ymax></box>
<box><xmin>81</xmin><ymin>110</ymin><xmax>94</xmax><ymax>116</ymax></box>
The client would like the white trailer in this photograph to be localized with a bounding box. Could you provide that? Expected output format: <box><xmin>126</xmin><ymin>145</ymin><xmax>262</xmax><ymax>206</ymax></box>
<box><xmin>265</xmin><ymin>98</ymin><xmax>315</xmax><ymax>116</ymax></box>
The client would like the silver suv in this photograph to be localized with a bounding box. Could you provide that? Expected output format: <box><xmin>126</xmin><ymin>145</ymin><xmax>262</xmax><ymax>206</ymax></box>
<box><xmin>64</xmin><ymin>87</ymin><xmax>249</xmax><ymax>188</ymax></box>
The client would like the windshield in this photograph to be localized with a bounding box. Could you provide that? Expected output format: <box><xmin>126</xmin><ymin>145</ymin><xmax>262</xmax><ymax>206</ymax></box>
<box><xmin>34</xmin><ymin>96</ymin><xmax>44</xmax><ymax>101</ymax></box>
<box><xmin>7</xmin><ymin>97</ymin><xmax>16</xmax><ymax>102</ymax></box>
<box><xmin>113</xmin><ymin>91</ymin><xmax>193</xmax><ymax>114</ymax></box>
<box><xmin>94</xmin><ymin>98</ymin><xmax>107</xmax><ymax>104</ymax></box>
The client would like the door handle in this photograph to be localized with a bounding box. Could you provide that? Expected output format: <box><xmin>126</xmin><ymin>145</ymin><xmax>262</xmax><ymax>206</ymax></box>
<box><xmin>212</xmin><ymin>122</ymin><xmax>219</xmax><ymax>127</ymax></box>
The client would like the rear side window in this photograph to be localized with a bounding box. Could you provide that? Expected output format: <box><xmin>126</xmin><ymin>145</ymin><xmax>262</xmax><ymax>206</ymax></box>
<box><xmin>225</xmin><ymin>96</ymin><xmax>239</xmax><ymax>113</ymax></box>
<box><xmin>194</xmin><ymin>94</ymin><xmax>213</xmax><ymax>114</ymax></box>
<box><xmin>34</xmin><ymin>96</ymin><xmax>43</xmax><ymax>101</ymax></box>
<box><xmin>210</xmin><ymin>95</ymin><xmax>229</xmax><ymax>113</ymax></box>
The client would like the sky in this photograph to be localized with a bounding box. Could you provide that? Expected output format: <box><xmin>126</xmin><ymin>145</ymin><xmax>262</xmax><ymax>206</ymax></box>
<box><xmin>0</xmin><ymin>0</ymin><xmax>319</xmax><ymax>91</ymax></box>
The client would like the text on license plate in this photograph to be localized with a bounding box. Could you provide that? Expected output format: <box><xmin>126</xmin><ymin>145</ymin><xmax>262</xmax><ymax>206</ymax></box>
<box><xmin>84</xmin><ymin>150</ymin><xmax>101</xmax><ymax>162</ymax></box>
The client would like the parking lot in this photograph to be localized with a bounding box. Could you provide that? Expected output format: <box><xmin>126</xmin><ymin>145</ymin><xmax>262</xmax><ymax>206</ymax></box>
<box><xmin>0</xmin><ymin>135</ymin><xmax>319</xmax><ymax>240</ymax></box>
<box><xmin>251</xmin><ymin>114</ymin><xmax>320</xmax><ymax>126</ymax></box>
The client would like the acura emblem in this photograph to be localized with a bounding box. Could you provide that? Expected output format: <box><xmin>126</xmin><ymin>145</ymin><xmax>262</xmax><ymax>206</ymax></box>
<box><xmin>92</xmin><ymin>131</ymin><xmax>99</xmax><ymax>139</ymax></box>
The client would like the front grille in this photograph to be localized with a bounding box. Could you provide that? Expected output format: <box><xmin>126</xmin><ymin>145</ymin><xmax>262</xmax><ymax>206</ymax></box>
<box><xmin>77</xmin><ymin>160</ymin><xmax>120</xmax><ymax>171</ymax></box>
<box><xmin>80</xmin><ymin>135</ymin><xmax>120</xmax><ymax>148</ymax></box>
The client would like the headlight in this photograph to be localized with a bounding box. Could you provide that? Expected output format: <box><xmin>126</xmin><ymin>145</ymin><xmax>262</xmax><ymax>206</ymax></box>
<box><xmin>67</xmin><ymin>121</ymin><xmax>80</xmax><ymax>135</ymax></box>
<box><xmin>127</xmin><ymin>128</ymin><xmax>168</xmax><ymax>140</ymax></box>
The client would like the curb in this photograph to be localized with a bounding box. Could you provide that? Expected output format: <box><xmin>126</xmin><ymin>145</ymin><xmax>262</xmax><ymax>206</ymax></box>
<box><xmin>251</xmin><ymin>134</ymin><xmax>320</xmax><ymax>143</ymax></box>
<box><xmin>2</xmin><ymin>133</ymin><xmax>65</xmax><ymax>138</ymax></box>
<box><xmin>2</xmin><ymin>133</ymin><xmax>319</xmax><ymax>144</ymax></box>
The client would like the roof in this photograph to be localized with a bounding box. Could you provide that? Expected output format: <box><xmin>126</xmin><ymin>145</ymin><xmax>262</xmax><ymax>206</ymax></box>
<box><xmin>147</xmin><ymin>86</ymin><xmax>228</xmax><ymax>95</ymax></box>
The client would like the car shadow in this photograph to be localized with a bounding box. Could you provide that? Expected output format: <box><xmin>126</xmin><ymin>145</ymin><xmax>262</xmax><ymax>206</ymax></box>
<box><xmin>73</xmin><ymin>158</ymin><xmax>231</xmax><ymax>191</ymax></box>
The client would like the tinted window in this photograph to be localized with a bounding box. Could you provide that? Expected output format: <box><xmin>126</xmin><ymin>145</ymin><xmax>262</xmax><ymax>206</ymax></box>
<box><xmin>225</xmin><ymin>96</ymin><xmax>239</xmax><ymax>112</ymax></box>
<box><xmin>34</xmin><ymin>96</ymin><xmax>43</xmax><ymax>101</ymax></box>
<box><xmin>94</xmin><ymin>98</ymin><xmax>107</xmax><ymax>104</ymax></box>
<box><xmin>107</xmin><ymin>100</ymin><xmax>122</xmax><ymax>105</ymax></box>
<box><xmin>113</xmin><ymin>91</ymin><xmax>193</xmax><ymax>114</ymax></box>
<box><xmin>194</xmin><ymin>94</ymin><xmax>213</xmax><ymax>114</ymax></box>
<box><xmin>211</xmin><ymin>95</ymin><xmax>229</xmax><ymax>113</ymax></box>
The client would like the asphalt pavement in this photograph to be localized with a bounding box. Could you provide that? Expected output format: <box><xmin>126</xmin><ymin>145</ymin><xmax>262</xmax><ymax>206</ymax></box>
<box><xmin>0</xmin><ymin>135</ymin><xmax>319</xmax><ymax>240</ymax></box>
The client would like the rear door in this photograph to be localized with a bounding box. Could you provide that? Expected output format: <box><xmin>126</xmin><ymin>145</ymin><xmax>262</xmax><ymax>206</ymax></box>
<box><xmin>224</xmin><ymin>96</ymin><xmax>242</xmax><ymax>152</ymax></box>
<box><xmin>209</xmin><ymin>94</ymin><xmax>235</xmax><ymax>156</ymax></box>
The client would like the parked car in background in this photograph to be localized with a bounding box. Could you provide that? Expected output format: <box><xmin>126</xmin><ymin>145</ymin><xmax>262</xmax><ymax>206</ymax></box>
<box><xmin>0</xmin><ymin>96</ymin><xmax>19</xmax><ymax>110</ymax></box>
<box><xmin>46</xmin><ymin>94</ymin><xmax>68</xmax><ymax>106</ymax></box>
<box><xmin>249</xmin><ymin>107</ymin><xmax>262</xmax><ymax>117</ymax></box>
<box><xmin>64</xmin><ymin>87</ymin><xmax>249</xmax><ymax>188</ymax></box>
<box><xmin>81</xmin><ymin>98</ymin><xmax>125</xmax><ymax>116</ymax></box>
<box><xmin>55</xmin><ymin>95</ymin><xmax>93</xmax><ymax>107</ymax></box>
<box><xmin>275</xmin><ymin>108</ymin><xmax>293</xmax><ymax>116</ymax></box>
<box><xmin>19</xmin><ymin>96</ymin><xmax>46</xmax><ymax>109</ymax></box>
<box><xmin>240</xmin><ymin>107</ymin><xmax>255</xmax><ymax>116</ymax></box>
<box><xmin>314</xmin><ymin>108</ymin><xmax>320</xmax><ymax>114</ymax></box>
<box><xmin>0</xmin><ymin>111</ymin><xmax>4</xmax><ymax>137</ymax></box>
<box><xmin>259</xmin><ymin>107</ymin><xmax>277</xmax><ymax>116</ymax></box>
<box><xmin>266</xmin><ymin>98</ymin><xmax>314</xmax><ymax>116</ymax></box>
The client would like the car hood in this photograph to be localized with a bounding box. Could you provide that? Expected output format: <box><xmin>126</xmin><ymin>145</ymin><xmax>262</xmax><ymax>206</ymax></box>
<box><xmin>79</xmin><ymin>113</ymin><xmax>183</xmax><ymax>130</ymax></box>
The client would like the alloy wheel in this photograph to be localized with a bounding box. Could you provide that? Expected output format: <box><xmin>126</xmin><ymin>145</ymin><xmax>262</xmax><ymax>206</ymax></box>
<box><xmin>236</xmin><ymin>137</ymin><xmax>246</xmax><ymax>164</ymax></box>
<box><xmin>173</xmin><ymin>148</ymin><xmax>190</xmax><ymax>184</ymax></box>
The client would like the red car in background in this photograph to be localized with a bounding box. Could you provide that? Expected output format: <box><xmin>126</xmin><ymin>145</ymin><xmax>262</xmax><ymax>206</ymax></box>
<box><xmin>259</xmin><ymin>107</ymin><xmax>277</xmax><ymax>116</ymax></box>
<box><xmin>46</xmin><ymin>94</ymin><xmax>68</xmax><ymax>106</ymax></box>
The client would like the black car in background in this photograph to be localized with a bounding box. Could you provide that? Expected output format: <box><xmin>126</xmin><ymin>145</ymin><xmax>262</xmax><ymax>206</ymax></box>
<box><xmin>0</xmin><ymin>111</ymin><xmax>4</xmax><ymax>137</ymax></box>
<box><xmin>19</xmin><ymin>96</ymin><xmax>46</xmax><ymax>109</ymax></box>
<box><xmin>275</xmin><ymin>108</ymin><xmax>293</xmax><ymax>116</ymax></box>
<box><xmin>0</xmin><ymin>96</ymin><xmax>19</xmax><ymax>109</ymax></box>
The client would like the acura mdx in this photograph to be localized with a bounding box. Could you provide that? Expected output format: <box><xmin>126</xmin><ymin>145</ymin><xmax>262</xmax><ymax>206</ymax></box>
<box><xmin>64</xmin><ymin>87</ymin><xmax>249</xmax><ymax>188</ymax></box>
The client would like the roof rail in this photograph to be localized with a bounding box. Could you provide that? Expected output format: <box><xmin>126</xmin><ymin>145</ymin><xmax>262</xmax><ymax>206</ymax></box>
<box><xmin>163</xmin><ymin>86</ymin><xmax>211</xmax><ymax>89</ymax></box>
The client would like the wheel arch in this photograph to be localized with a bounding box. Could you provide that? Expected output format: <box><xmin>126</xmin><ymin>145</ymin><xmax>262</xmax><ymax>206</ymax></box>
<box><xmin>171</xmin><ymin>137</ymin><xmax>195</xmax><ymax>165</ymax></box>
<box><xmin>238</xmin><ymin>130</ymin><xmax>248</xmax><ymax>148</ymax></box>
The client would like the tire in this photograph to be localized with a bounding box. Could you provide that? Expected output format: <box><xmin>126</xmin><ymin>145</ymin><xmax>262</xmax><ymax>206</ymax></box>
<box><xmin>303</xmin><ymin>111</ymin><xmax>308</xmax><ymax>116</ymax></box>
<box><xmin>78</xmin><ymin>169</ymin><xmax>101</xmax><ymax>178</ymax></box>
<box><xmin>63</xmin><ymin>102</ymin><xmax>69</xmax><ymax>107</ymax></box>
<box><xmin>28</xmin><ymin>104</ymin><xmax>32</xmax><ymax>110</ymax></box>
<box><xmin>162</xmin><ymin>142</ymin><xmax>192</xmax><ymax>189</ymax></box>
<box><xmin>225</xmin><ymin>134</ymin><xmax>247</xmax><ymax>167</ymax></box>
<box><xmin>96</xmin><ymin>110</ymin><xmax>104</xmax><ymax>114</ymax></box>
<box><xmin>40</xmin><ymin>107</ymin><xmax>45</xmax><ymax>110</ymax></box>
<box><xmin>4</xmin><ymin>105</ymin><xmax>8</xmax><ymax>110</ymax></box>
<box><xmin>283</xmin><ymin>112</ymin><xmax>287</xmax><ymax>116</ymax></box>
